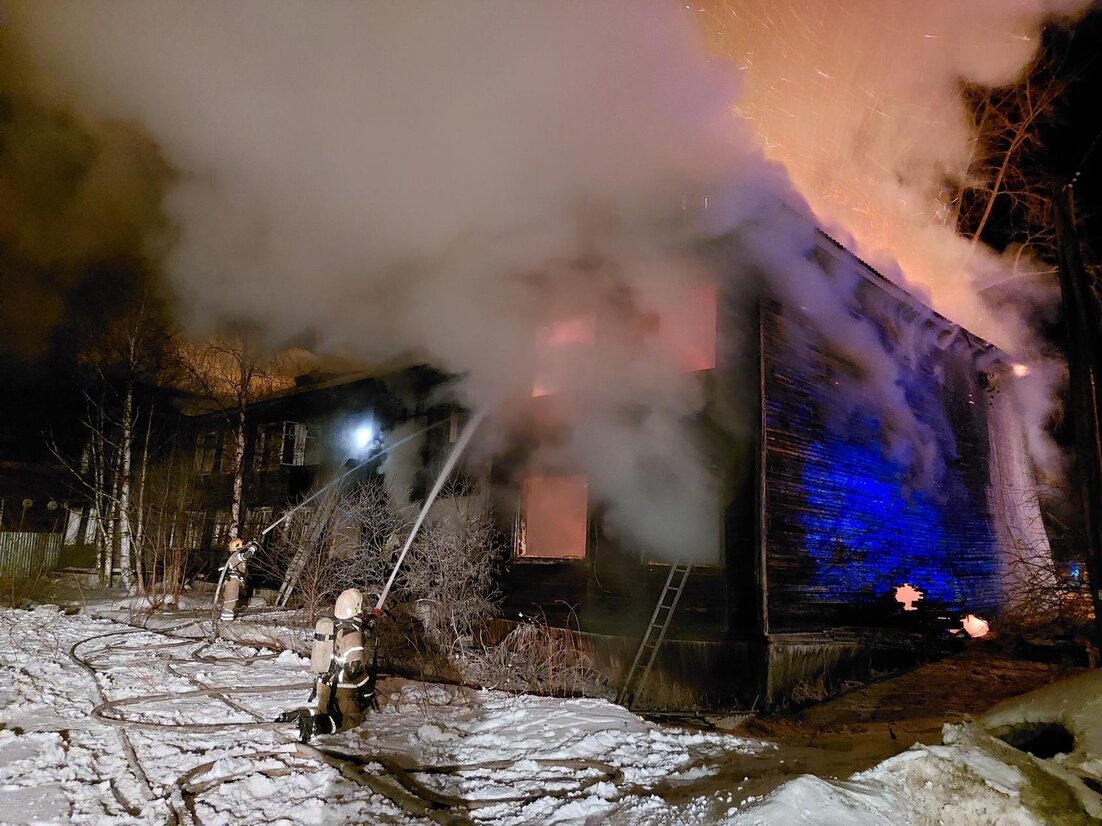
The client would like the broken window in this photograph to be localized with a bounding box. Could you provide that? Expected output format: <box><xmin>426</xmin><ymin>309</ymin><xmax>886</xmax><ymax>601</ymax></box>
<box><xmin>210</xmin><ymin>509</ymin><xmax>231</xmax><ymax>547</ymax></box>
<box><xmin>532</xmin><ymin>314</ymin><xmax>597</xmax><ymax>397</ymax></box>
<box><xmin>413</xmin><ymin>408</ymin><xmax>478</xmax><ymax>500</ymax></box>
<box><xmin>194</xmin><ymin>431</ymin><xmax>219</xmax><ymax>475</ymax></box>
<box><xmin>244</xmin><ymin>506</ymin><xmax>273</xmax><ymax>539</ymax></box>
<box><xmin>530</xmin><ymin>287</ymin><xmax>716</xmax><ymax>399</ymax></box>
<box><xmin>254</xmin><ymin>422</ymin><xmax>314</xmax><ymax>469</ymax></box>
<box><xmin>285</xmin><ymin>422</ymin><xmax>313</xmax><ymax>465</ymax></box>
<box><xmin>515</xmin><ymin>475</ymin><xmax>588</xmax><ymax>560</ymax></box>
<box><xmin>656</xmin><ymin>283</ymin><xmax>716</xmax><ymax>372</ymax></box>
<box><xmin>219</xmin><ymin>432</ymin><xmax>238</xmax><ymax>474</ymax></box>
<box><xmin>254</xmin><ymin>423</ymin><xmax>282</xmax><ymax>470</ymax></box>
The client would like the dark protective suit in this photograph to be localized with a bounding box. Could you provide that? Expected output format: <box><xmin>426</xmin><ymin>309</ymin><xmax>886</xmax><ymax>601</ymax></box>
<box><xmin>279</xmin><ymin>610</ymin><xmax>378</xmax><ymax>741</ymax></box>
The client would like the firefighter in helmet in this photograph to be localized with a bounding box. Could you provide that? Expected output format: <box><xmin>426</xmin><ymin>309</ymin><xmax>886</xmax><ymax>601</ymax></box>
<box><xmin>277</xmin><ymin>587</ymin><xmax>379</xmax><ymax>742</ymax></box>
<box><xmin>220</xmin><ymin>537</ymin><xmax>257</xmax><ymax>621</ymax></box>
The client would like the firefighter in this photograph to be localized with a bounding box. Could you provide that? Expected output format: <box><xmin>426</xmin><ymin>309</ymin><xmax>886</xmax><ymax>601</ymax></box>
<box><xmin>219</xmin><ymin>537</ymin><xmax>257</xmax><ymax>621</ymax></box>
<box><xmin>277</xmin><ymin>587</ymin><xmax>379</xmax><ymax>742</ymax></box>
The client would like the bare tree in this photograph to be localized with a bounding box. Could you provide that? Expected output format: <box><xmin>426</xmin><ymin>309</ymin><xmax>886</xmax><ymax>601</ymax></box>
<box><xmin>132</xmin><ymin>407</ymin><xmax>154</xmax><ymax>586</ymax></box>
<box><xmin>133</xmin><ymin>446</ymin><xmax>204</xmax><ymax>611</ymax></box>
<box><xmin>394</xmin><ymin>507</ymin><xmax>501</xmax><ymax>657</ymax></box>
<box><xmin>957</xmin><ymin>52</ymin><xmax>1072</xmax><ymax>262</ymax></box>
<box><xmin>261</xmin><ymin>487</ymin><xmax>357</xmax><ymax>626</ymax></box>
<box><xmin>51</xmin><ymin>387</ymin><xmax>118</xmax><ymax>583</ymax></box>
<box><xmin>53</xmin><ymin>287</ymin><xmax>172</xmax><ymax>590</ymax></box>
<box><xmin>174</xmin><ymin>334</ymin><xmax>291</xmax><ymax>539</ymax></box>
<box><xmin>266</xmin><ymin>481</ymin><xmax>603</xmax><ymax>693</ymax></box>
<box><xmin>956</xmin><ymin>23</ymin><xmax>1102</xmax><ymax>649</ymax></box>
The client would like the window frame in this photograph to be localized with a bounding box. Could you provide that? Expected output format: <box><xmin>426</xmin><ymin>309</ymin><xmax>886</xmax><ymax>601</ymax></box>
<box><xmin>513</xmin><ymin>474</ymin><xmax>589</xmax><ymax>562</ymax></box>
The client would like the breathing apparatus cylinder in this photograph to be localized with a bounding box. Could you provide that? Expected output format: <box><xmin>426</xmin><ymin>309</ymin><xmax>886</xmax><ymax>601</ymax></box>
<box><xmin>310</xmin><ymin>617</ymin><xmax>336</xmax><ymax>673</ymax></box>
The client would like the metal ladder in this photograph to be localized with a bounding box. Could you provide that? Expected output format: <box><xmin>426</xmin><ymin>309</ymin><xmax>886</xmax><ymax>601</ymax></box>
<box><xmin>275</xmin><ymin>544</ymin><xmax>309</xmax><ymax>607</ymax></box>
<box><xmin>617</xmin><ymin>560</ymin><xmax>692</xmax><ymax>708</ymax></box>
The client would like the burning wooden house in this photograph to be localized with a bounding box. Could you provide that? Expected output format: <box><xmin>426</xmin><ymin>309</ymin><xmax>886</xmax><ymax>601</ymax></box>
<box><xmin>489</xmin><ymin>229</ymin><xmax>1049</xmax><ymax>709</ymax></box>
<box><xmin>178</xmin><ymin>231</ymin><xmax>1051</xmax><ymax>710</ymax></box>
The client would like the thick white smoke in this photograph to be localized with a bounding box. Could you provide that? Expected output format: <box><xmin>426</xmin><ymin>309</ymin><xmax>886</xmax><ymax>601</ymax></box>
<box><xmin>699</xmin><ymin>0</ymin><xmax>1089</xmax><ymax>478</ymax></box>
<box><xmin>11</xmin><ymin>1</ymin><xmax>786</xmax><ymax>558</ymax></box>
<box><xmin>7</xmin><ymin>0</ymin><xmax>1079</xmax><ymax>554</ymax></box>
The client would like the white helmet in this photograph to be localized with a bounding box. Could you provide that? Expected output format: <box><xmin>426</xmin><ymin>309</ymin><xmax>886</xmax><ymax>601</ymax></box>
<box><xmin>334</xmin><ymin>588</ymin><xmax>364</xmax><ymax>619</ymax></box>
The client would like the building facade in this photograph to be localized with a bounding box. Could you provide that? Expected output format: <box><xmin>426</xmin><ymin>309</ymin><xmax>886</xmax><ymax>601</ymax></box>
<box><xmin>178</xmin><ymin>233</ymin><xmax>1051</xmax><ymax>709</ymax></box>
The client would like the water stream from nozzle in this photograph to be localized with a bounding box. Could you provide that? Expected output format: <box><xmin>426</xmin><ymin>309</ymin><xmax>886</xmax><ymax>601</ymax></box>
<box><xmin>375</xmin><ymin>409</ymin><xmax>488</xmax><ymax>612</ymax></box>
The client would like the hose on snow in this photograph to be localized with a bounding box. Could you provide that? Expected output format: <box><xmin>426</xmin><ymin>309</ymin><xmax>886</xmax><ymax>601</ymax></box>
<box><xmin>73</xmin><ymin>615</ymin><xmax>622</xmax><ymax>826</ymax></box>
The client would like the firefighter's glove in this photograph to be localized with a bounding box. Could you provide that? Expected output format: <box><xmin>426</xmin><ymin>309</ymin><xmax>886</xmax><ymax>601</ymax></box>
<box><xmin>357</xmin><ymin>685</ymin><xmax>378</xmax><ymax>711</ymax></box>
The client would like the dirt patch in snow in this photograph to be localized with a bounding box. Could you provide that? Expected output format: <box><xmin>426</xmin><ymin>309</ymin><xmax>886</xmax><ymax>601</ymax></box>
<box><xmin>724</xmin><ymin>645</ymin><xmax>1081</xmax><ymax>791</ymax></box>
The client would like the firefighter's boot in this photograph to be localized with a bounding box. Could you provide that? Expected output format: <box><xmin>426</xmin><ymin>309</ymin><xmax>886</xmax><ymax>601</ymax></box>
<box><xmin>275</xmin><ymin>707</ymin><xmax>311</xmax><ymax>724</ymax></box>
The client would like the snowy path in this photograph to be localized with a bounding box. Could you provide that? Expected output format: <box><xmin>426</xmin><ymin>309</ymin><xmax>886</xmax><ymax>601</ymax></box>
<box><xmin>0</xmin><ymin>607</ymin><xmax>768</xmax><ymax>824</ymax></box>
<box><xmin>2</xmin><ymin>606</ymin><xmax>1098</xmax><ymax>825</ymax></box>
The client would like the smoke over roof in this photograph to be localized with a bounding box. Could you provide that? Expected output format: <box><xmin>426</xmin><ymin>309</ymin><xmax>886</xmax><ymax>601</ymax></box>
<box><xmin>3</xmin><ymin>0</ymin><xmax>1079</xmax><ymax>554</ymax></box>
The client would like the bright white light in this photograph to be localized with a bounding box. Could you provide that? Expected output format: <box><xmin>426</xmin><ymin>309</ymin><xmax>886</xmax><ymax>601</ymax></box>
<box><xmin>353</xmin><ymin>424</ymin><xmax>374</xmax><ymax>451</ymax></box>
<box><xmin>1011</xmin><ymin>363</ymin><xmax>1030</xmax><ymax>378</ymax></box>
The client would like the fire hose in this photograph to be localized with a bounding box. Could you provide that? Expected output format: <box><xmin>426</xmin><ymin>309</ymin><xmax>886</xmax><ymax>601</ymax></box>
<box><xmin>374</xmin><ymin>409</ymin><xmax>486</xmax><ymax>614</ymax></box>
<box><xmin>211</xmin><ymin>417</ymin><xmax>453</xmax><ymax>631</ymax></box>
<box><xmin>161</xmin><ymin>407</ymin><xmax>630</xmax><ymax>822</ymax></box>
<box><xmin>72</xmin><ymin>616</ymin><xmax>622</xmax><ymax>826</ymax></box>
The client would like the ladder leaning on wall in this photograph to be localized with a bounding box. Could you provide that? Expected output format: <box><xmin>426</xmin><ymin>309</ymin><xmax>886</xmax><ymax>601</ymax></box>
<box><xmin>617</xmin><ymin>560</ymin><xmax>692</xmax><ymax>709</ymax></box>
<box><xmin>275</xmin><ymin>544</ymin><xmax>310</xmax><ymax>608</ymax></box>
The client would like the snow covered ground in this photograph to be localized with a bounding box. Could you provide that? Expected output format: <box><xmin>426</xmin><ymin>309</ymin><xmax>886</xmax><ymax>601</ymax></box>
<box><xmin>0</xmin><ymin>605</ymin><xmax>1098</xmax><ymax>825</ymax></box>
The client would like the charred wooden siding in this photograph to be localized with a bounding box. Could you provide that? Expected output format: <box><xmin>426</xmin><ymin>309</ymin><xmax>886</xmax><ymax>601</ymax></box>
<box><xmin>499</xmin><ymin>529</ymin><xmax>732</xmax><ymax>640</ymax></box>
<box><xmin>761</xmin><ymin>284</ymin><xmax>1001</xmax><ymax>632</ymax></box>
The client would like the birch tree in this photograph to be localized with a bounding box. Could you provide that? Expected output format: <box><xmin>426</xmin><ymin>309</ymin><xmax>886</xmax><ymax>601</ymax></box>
<box><xmin>59</xmin><ymin>267</ymin><xmax>173</xmax><ymax>590</ymax></box>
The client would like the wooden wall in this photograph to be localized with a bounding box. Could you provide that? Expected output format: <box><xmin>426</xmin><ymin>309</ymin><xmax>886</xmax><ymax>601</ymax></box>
<box><xmin>760</xmin><ymin>281</ymin><xmax>1002</xmax><ymax>633</ymax></box>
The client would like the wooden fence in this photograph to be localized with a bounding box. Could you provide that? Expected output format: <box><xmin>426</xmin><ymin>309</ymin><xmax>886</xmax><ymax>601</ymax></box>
<box><xmin>0</xmin><ymin>532</ymin><xmax>63</xmax><ymax>578</ymax></box>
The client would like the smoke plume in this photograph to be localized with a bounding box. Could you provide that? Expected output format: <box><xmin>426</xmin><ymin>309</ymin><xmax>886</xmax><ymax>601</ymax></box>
<box><xmin>4</xmin><ymin>1</ymin><xmax>1080</xmax><ymax>554</ymax></box>
<box><xmin>0</xmin><ymin>26</ymin><xmax>169</xmax><ymax>359</ymax></box>
<box><xmin>698</xmin><ymin>0</ymin><xmax>1089</xmax><ymax>477</ymax></box>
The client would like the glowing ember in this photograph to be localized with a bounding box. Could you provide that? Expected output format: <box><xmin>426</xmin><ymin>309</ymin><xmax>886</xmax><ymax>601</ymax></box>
<box><xmin>961</xmin><ymin>613</ymin><xmax>990</xmax><ymax>638</ymax></box>
<box><xmin>894</xmin><ymin>583</ymin><xmax>924</xmax><ymax>611</ymax></box>
<box><xmin>657</xmin><ymin>283</ymin><xmax>717</xmax><ymax>372</ymax></box>
<box><xmin>1011</xmin><ymin>363</ymin><xmax>1031</xmax><ymax>377</ymax></box>
<box><xmin>532</xmin><ymin>315</ymin><xmax>597</xmax><ymax>397</ymax></box>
